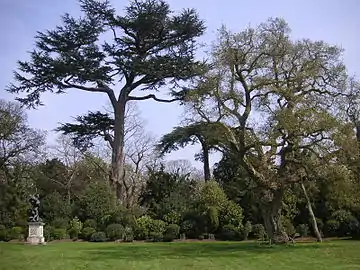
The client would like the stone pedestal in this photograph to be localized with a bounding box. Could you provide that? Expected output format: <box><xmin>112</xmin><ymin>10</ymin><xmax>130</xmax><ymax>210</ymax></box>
<box><xmin>27</xmin><ymin>222</ymin><xmax>46</xmax><ymax>245</ymax></box>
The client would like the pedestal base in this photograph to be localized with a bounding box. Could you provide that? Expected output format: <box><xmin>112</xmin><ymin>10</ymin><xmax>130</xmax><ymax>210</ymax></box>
<box><xmin>27</xmin><ymin>222</ymin><xmax>46</xmax><ymax>245</ymax></box>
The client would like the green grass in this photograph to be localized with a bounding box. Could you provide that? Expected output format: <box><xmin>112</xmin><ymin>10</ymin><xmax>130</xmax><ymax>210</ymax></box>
<box><xmin>1</xmin><ymin>240</ymin><xmax>360</xmax><ymax>270</ymax></box>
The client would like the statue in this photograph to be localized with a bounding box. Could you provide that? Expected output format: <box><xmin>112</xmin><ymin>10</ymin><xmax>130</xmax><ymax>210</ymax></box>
<box><xmin>28</xmin><ymin>194</ymin><xmax>41</xmax><ymax>222</ymax></box>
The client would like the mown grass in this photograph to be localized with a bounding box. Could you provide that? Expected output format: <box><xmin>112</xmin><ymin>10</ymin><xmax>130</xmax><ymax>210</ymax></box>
<box><xmin>1</xmin><ymin>240</ymin><xmax>360</xmax><ymax>270</ymax></box>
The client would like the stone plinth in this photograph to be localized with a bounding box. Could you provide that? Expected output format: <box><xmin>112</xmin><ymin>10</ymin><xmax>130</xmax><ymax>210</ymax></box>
<box><xmin>27</xmin><ymin>222</ymin><xmax>46</xmax><ymax>245</ymax></box>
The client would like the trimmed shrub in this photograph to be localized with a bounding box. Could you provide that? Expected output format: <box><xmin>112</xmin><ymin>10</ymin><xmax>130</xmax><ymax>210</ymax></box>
<box><xmin>67</xmin><ymin>217</ymin><xmax>83</xmax><ymax>239</ymax></box>
<box><xmin>163</xmin><ymin>234</ymin><xmax>175</xmax><ymax>242</ymax></box>
<box><xmin>44</xmin><ymin>225</ymin><xmax>55</xmax><ymax>241</ymax></box>
<box><xmin>296</xmin><ymin>224</ymin><xmax>309</xmax><ymax>237</ymax></box>
<box><xmin>90</xmin><ymin>231</ymin><xmax>107</xmax><ymax>242</ymax></box>
<box><xmin>149</xmin><ymin>232</ymin><xmax>163</xmax><ymax>242</ymax></box>
<box><xmin>0</xmin><ymin>225</ymin><xmax>6</xmax><ymax>241</ymax></box>
<box><xmin>105</xmin><ymin>224</ymin><xmax>124</xmax><ymax>241</ymax></box>
<box><xmin>83</xmin><ymin>219</ymin><xmax>97</xmax><ymax>229</ymax></box>
<box><xmin>53</xmin><ymin>228</ymin><xmax>68</xmax><ymax>240</ymax></box>
<box><xmin>123</xmin><ymin>227</ymin><xmax>134</xmax><ymax>242</ymax></box>
<box><xmin>80</xmin><ymin>227</ymin><xmax>96</xmax><ymax>241</ymax></box>
<box><xmin>217</xmin><ymin>224</ymin><xmax>241</xmax><ymax>241</ymax></box>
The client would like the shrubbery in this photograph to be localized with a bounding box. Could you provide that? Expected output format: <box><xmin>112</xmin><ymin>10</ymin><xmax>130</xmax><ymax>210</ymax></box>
<box><xmin>7</xmin><ymin>226</ymin><xmax>24</xmax><ymax>241</ymax></box>
<box><xmin>53</xmin><ymin>228</ymin><xmax>68</xmax><ymax>240</ymax></box>
<box><xmin>217</xmin><ymin>224</ymin><xmax>242</xmax><ymax>241</ymax></box>
<box><xmin>252</xmin><ymin>224</ymin><xmax>267</xmax><ymax>240</ymax></box>
<box><xmin>80</xmin><ymin>227</ymin><xmax>96</xmax><ymax>241</ymax></box>
<box><xmin>297</xmin><ymin>224</ymin><xmax>309</xmax><ymax>237</ymax></box>
<box><xmin>68</xmin><ymin>217</ymin><xmax>83</xmax><ymax>239</ymax></box>
<box><xmin>123</xmin><ymin>227</ymin><xmax>134</xmax><ymax>242</ymax></box>
<box><xmin>0</xmin><ymin>225</ymin><xmax>6</xmax><ymax>241</ymax></box>
<box><xmin>90</xmin><ymin>231</ymin><xmax>107</xmax><ymax>242</ymax></box>
<box><xmin>105</xmin><ymin>224</ymin><xmax>124</xmax><ymax>241</ymax></box>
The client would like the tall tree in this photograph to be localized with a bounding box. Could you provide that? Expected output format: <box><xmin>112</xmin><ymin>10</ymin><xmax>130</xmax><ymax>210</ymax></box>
<box><xmin>186</xmin><ymin>18</ymin><xmax>347</xmax><ymax>242</ymax></box>
<box><xmin>7</xmin><ymin>0</ymin><xmax>206</xmax><ymax>202</ymax></box>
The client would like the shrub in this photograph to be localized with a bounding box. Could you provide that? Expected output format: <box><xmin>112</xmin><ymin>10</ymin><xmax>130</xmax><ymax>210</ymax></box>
<box><xmin>219</xmin><ymin>200</ymin><xmax>243</xmax><ymax>228</ymax></box>
<box><xmin>243</xmin><ymin>221</ymin><xmax>252</xmax><ymax>240</ymax></box>
<box><xmin>163</xmin><ymin>234</ymin><xmax>175</xmax><ymax>242</ymax></box>
<box><xmin>163</xmin><ymin>211</ymin><xmax>181</xmax><ymax>225</ymax></box>
<box><xmin>123</xmin><ymin>227</ymin><xmax>134</xmax><ymax>242</ymax></box>
<box><xmin>180</xmin><ymin>219</ymin><xmax>200</xmax><ymax>239</ymax></box>
<box><xmin>80</xmin><ymin>227</ymin><xmax>96</xmax><ymax>241</ymax></box>
<box><xmin>165</xmin><ymin>224</ymin><xmax>180</xmax><ymax>239</ymax></box>
<box><xmin>90</xmin><ymin>231</ymin><xmax>107</xmax><ymax>242</ymax></box>
<box><xmin>68</xmin><ymin>217</ymin><xmax>83</xmax><ymax>239</ymax></box>
<box><xmin>217</xmin><ymin>224</ymin><xmax>241</xmax><ymax>241</ymax></box>
<box><xmin>135</xmin><ymin>215</ymin><xmax>166</xmax><ymax>240</ymax></box>
<box><xmin>252</xmin><ymin>224</ymin><xmax>267</xmax><ymax>240</ymax></box>
<box><xmin>0</xmin><ymin>225</ymin><xmax>6</xmax><ymax>241</ymax></box>
<box><xmin>51</xmin><ymin>218</ymin><xmax>69</xmax><ymax>229</ymax></box>
<box><xmin>53</xmin><ymin>228</ymin><xmax>68</xmax><ymax>240</ymax></box>
<box><xmin>44</xmin><ymin>225</ymin><xmax>55</xmax><ymax>241</ymax></box>
<box><xmin>281</xmin><ymin>218</ymin><xmax>296</xmax><ymax>237</ymax></box>
<box><xmin>325</xmin><ymin>220</ymin><xmax>340</xmax><ymax>237</ymax></box>
<box><xmin>149</xmin><ymin>219</ymin><xmax>166</xmax><ymax>235</ymax></box>
<box><xmin>296</xmin><ymin>224</ymin><xmax>309</xmax><ymax>237</ymax></box>
<box><xmin>7</xmin><ymin>226</ymin><xmax>24</xmax><ymax>241</ymax></box>
<box><xmin>83</xmin><ymin>219</ymin><xmax>97</xmax><ymax>230</ymax></box>
<box><xmin>198</xmin><ymin>234</ymin><xmax>204</xmax><ymax>240</ymax></box>
<box><xmin>105</xmin><ymin>224</ymin><xmax>124</xmax><ymax>241</ymax></box>
<box><xmin>331</xmin><ymin>210</ymin><xmax>359</xmax><ymax>236</ymax></box>
<box><xmin>149</xmin><ymin>232</ymin><xmax>163</xmax><ymax>242</ymax></box>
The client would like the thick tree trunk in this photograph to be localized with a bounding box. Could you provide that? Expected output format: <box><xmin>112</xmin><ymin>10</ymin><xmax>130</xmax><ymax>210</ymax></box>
<box><xmin>262</xmin><ymin>189</ymin><xmax>289</xmax><ymax>244</ymax></box>
<box><xmin>300</xmin><ymin>182</ymin><xmax>322</xmax><ymax>242</ymax></box>
<box><xmin>202</xmin><ymin>145</ymin><xmax>211</xmax><ymax>182</ymax></box>
<box><xmin>111</xmin><ymin>98</ymin><xmax>126</xmax><ymax>203</ymax></box>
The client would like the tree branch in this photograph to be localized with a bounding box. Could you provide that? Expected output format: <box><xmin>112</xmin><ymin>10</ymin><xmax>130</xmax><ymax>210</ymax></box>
<box><xmin>128</xmin><ymin>94</ymin><xmax>179</xmax><ymax>103</ymax></box>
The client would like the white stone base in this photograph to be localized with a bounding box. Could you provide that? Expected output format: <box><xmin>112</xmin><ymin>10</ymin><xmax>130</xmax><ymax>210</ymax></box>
<box><xmin>27</xmin><ymin>222</ymin><xmax>46</xmax><ymax>245</ymax></box>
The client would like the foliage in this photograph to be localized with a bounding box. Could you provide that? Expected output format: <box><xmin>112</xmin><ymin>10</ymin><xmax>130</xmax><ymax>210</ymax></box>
<box><xmin>252</xmin><ymin>224</ymin><xmax>267</xmax><ymax>240</ymax></box>
<box><xmin>90</xmin><ymin>232</ymin><xmax>107</xmax><ymax>242</ymax></box>
<box><xmin>6</xmin><ymin>227</ymin><xmax>24</xmax><ymax>241</ymax></box>
<box><xmin>217</xmin><ymin>224</ymin><xmax>242</xmax><ymax>241</ymax></box>
<box><xmin>325</xmin><ymin>220</ymin><xmax>340</xmax><ymax>237</ymax></box>
<box><xmin>80</xmin><ymin>227</ymin><xmax>97</xmax><ymax>241</ymax></box>
<box><xmin>244</xmin><ymin>221</ymin><xmax>252</xmax><ymax>240</ymax></box>
<box><xmin>280</xmin><ymin>217</ymin><xmax>296</xmax><ymax>237</ymax></box>
<box><xmin>68</xmin><ymin>217</ymin><xmax>83</xmax><ymax>239</ymax></box>
<box><xmin>149</xmin><ymin>232</ymin><xmax>163</xmax><ymax>242</ymax></box>
<box><xmin>165</xmin><ymin>224</ymin><xmax>180</xmax><ymax>240</ymax></box>
<box><xmin>44</xmin><ymin>225</ymin><xmax>54</xmax><ymax>242</ymax></box>
<box><xmin>83</xmin><ymin>219</ymin><xmax>97</xmax><ymax>229</ymax></box>
<box><xmin>105</xmin><ymin>224</ymin><xmax>125</xmax><ymax>241</ymax></box>
<box><xmin>123</xmin><ymin>227</ymin><xmax>134</xmax><ymax>242</ymax></box>
<box><xmin>0</xmin><ymin>225</ymin><xmax>6</xmax><ymax>241</ymax></box>
<box><xmin>53</xmin><ymin>228</ymin><xmax>68</xmax><ymax>240</ymax></box>
<box><xmin>297</xmin><ymin>224</ymin><xmax>310</xmax><ymax>237</ymax></box>
<box><xmin>51</xmin><ymin>217</ymin><xmax>69</xmax><ymax>229</ymax></box>
<box><xmin>331</xmin><ymin>210</ymin><xmax>359</xmax><ymax>236</ymax></box>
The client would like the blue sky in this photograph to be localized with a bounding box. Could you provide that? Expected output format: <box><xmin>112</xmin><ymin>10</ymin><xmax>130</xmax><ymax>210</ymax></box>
<box><xmin>1</xmin><ymin>0</ymin><xmax>359</xmax><ymax>169</ymax></box>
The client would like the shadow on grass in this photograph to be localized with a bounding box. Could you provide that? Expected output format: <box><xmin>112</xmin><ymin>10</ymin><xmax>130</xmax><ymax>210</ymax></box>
<box><xmin>71</xmin><ymin>241</ymin><xmax>330</xmax><ymax>262</ymax></box>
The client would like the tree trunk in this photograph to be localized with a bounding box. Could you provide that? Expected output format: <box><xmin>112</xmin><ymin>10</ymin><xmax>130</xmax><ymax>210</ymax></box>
<box><xmin>300</xmin><ymin>182</ymin><xmax>322</xmax><ymax>242</ymax></box>
<box><xmin>262</xmin><ymin>189</ymin><xmax>289</xmax><ymax>244</ymax></box>
<box><xmin>111</xmin><ymin>97</ymin><xmax>126</xmax><ymax>203</ymax></box>
<box><xmin>202</xmin><ymin>145</ymin><xmax>211</xmax><ymax>182</ymax></box>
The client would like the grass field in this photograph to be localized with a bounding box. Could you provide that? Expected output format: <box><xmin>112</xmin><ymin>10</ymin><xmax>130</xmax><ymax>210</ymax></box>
<box><xmin>1</xmin><ymin>240</ymin><xmax>360</xmax><ymax>270</ymax></box>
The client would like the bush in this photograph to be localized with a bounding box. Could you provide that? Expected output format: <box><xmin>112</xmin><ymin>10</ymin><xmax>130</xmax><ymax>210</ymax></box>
<box><xmin>7</xmin><ymin>227</ymin><xmax>24</xmax><ymax>241</ymax></box>
<box><xmin>67</xmin><ymin>217</ymin><xmax>83</xmax><ymax>239</ymax></box>
<box><xmin>243</xmin><ymin>221</ymin><xmax>252</xmax><ymax>240</ymax></box>
<box><xmin>135</xmin><ymin>215</ymin><xmax>166</xmax><ymax>240</ymax></box>
<box><xmin>80</xmin><ymin>227</ymin><xmax>96</xmax><ymax>241</ymax></box>
<box><xmin>0</xmin><ymin>225</ymin><xmax>6</xmax><ymax>241</ymax></box>
<box><xmin>149</xmin><ymin>219</ymin><xmax>166</xmax><ymax>235</ymax></box>
<box><xmin>53</xmin><ymin>228</ymin><xmax>68</xmax><ymax>240</ymax></box>
<box><xmin>198</xmin><ymin>234</ymin><xmax>204</xmax><ymax>240</ymax></box>
<box><xmin>325</xmin><ymin>220</ymin><xmax>340</xmax><ymax>237</ymax></box>
<box><xmin>83</xmin><ymin>219</ymin><xmax>97</xmax><ymax>230</ymax></box>
<box><xmin>163</xmin><ymin>234</ymin><xmax>175</xmax><ymax>242</ymax></box>
<box><xmin>180</xmin><ymin>219</ymin><xmax>200</xmax><ymax>239</ymax></box>
<box><xmin>90</xmin><ymin>231</ymin><xmax>107</xmax><ymax>242</ymax></box>
<box><xmin>219</xmin><ymin>200</ymin><xmax>243</xmax><ymax>228</ymax></box>
<box><xmin>297</xmin><ymin>224</ymin><xmax>309</xmax><ymax>237</ymax></box>
<box><xmin>217</xmin><ymin>224</ymin><xmax>241</xmax><ymax>241</ymax></box>
<box><xmin>165</xmin><ymin>224</ymin><xmax>180</xmax><ymax>239</ymax></box>
<box><xmin>105</xmin><ymin>224</ymin><xmax>124</xmax><ymax>241</ymax></box>
<box><xmin>252</xmin><ymin>224</ymin><xmax>267</xmax><ymax>240</ymax></box>
<box><xmin>331</xmin><ymin>210</ymin><xmax>359</xmax><ymax>236</ymax></box>
<box><xmin>51</xmin><ymin>218</ymin><xmax>69</xmax><ymax>229</ymax></box>
<box><xmin>44</xmin><ymin>225</ymin><xmax>55</xmax><ymax>241</ymax></box>
<box><xmin>149</xmin><ymin>232</ymin><xmax>163</xmax><ymax>242</ymax></box>
<box><xmin>281</xmin><ymin>217</ymin><xmax>296</xmax><ymax>237</ymax></box>
<box><xmin>123</xmin><ymin>227</ymin><xmax>134</xmax><ymax>242</ymax></box>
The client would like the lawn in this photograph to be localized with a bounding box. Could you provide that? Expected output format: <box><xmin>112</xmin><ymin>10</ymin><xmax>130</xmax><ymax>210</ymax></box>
<box><xmin>1</xmin><ymin>240</ymin><xmax>360</xmax><ymax>270</ymax></box>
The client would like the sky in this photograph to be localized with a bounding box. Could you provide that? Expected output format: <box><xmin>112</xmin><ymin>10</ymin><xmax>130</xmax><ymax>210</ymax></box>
<box><xmin>1</xmin><ymin>0</ymin><xmax>359</xmax><ymax>169</ymax></box>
